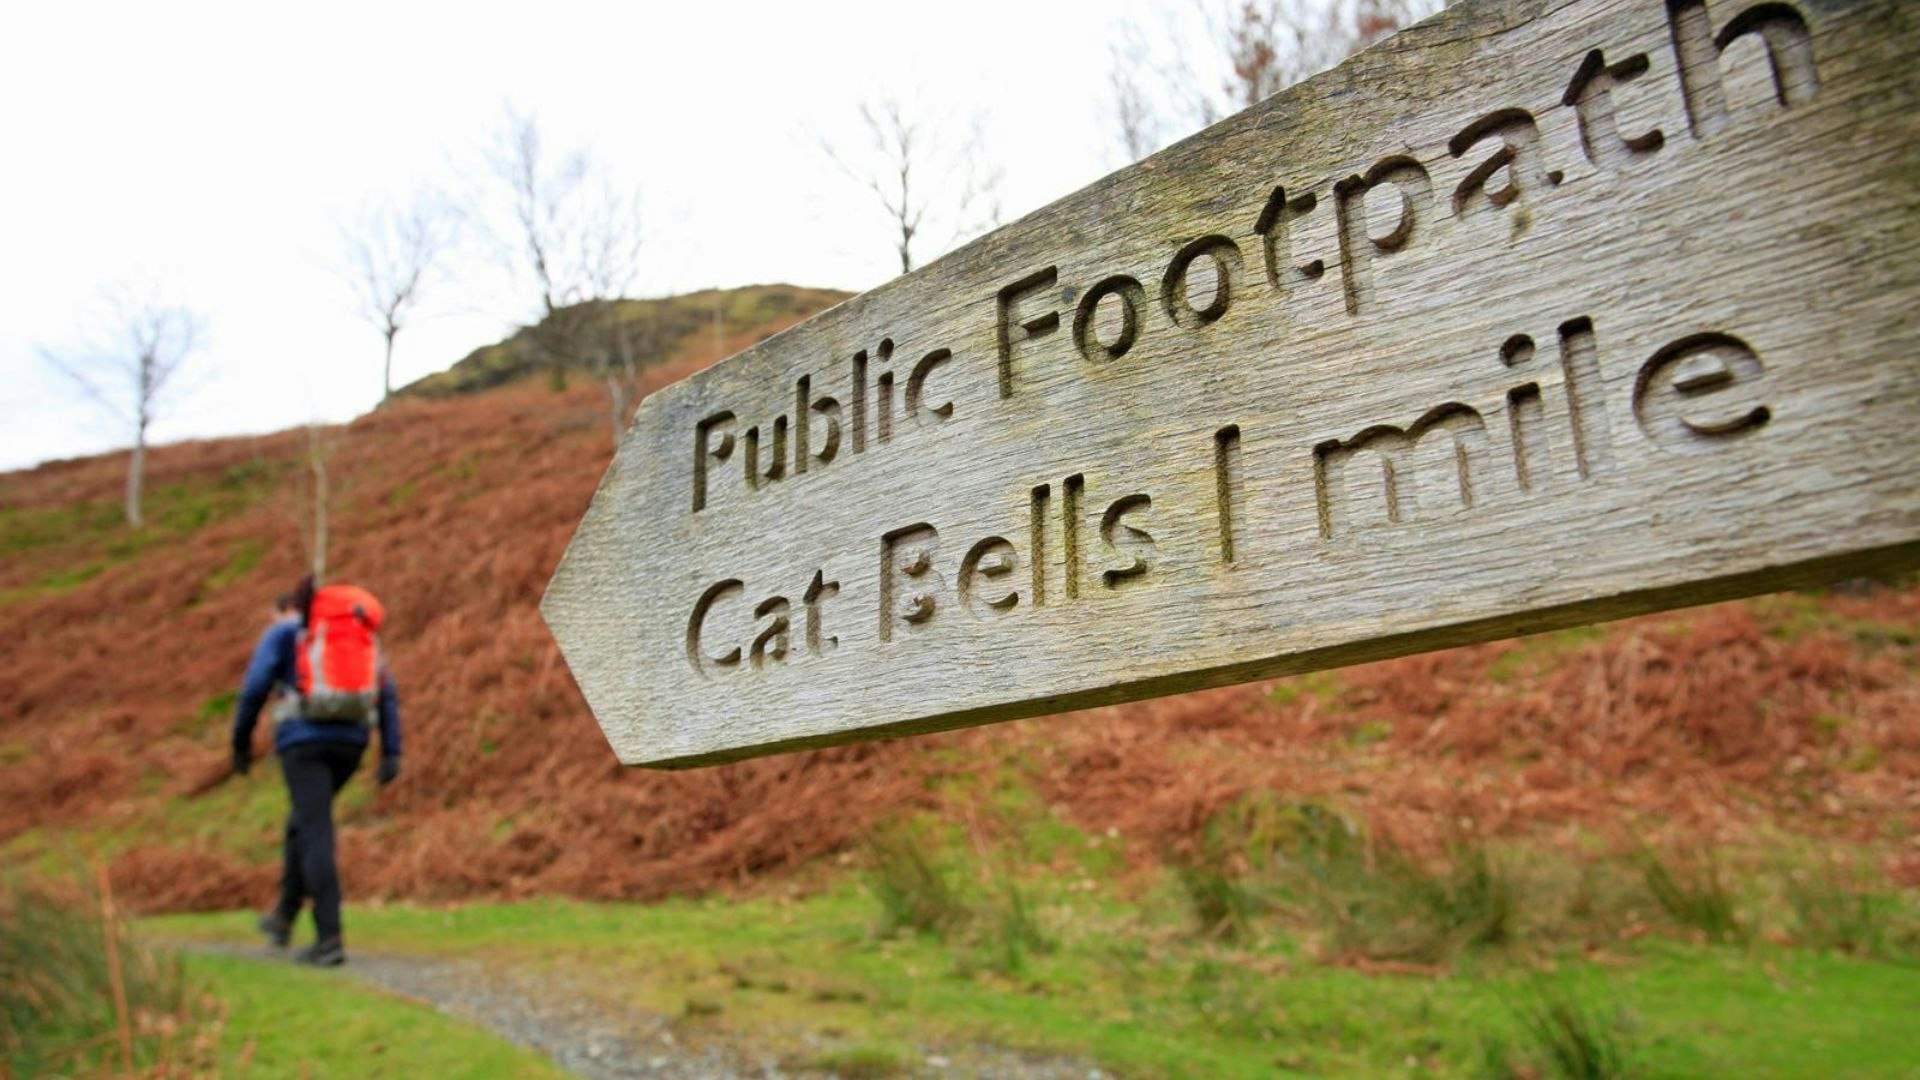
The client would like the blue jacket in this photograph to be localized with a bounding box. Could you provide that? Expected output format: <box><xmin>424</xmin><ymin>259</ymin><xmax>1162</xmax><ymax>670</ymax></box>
<box><xmin>232</xmin><ymin>618</ymin><xmax>402</xmax><ymax>758</ymax></box>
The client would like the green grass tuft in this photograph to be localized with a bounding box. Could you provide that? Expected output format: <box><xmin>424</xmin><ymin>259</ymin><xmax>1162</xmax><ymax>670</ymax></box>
<box><xmin>199</xmin><ymin>538</ymin><xmax>265</xmax><ymax>597</ymax></box>
<box><xmin>1497</xmin><ymin>981</ymin><xmax>1637</xmax><ymax>1079</ymax></box>
<box><xmin>1485</xmin><ymin>624</ymin><xmax>1608</xmax><ymax>683</ymax></box>
<box><xmin>1638</xmin><ymin>847</ymin><xmax>1745</xmax><ymax>944</ymax></box>
<box><xmin>975</xmin><ymin>874</ymin><xmax>1054</xmax><ymax>976</ymax></box>
<box><xmin>863</xmin><ymin>820</ymin><xmax>968</xmax><ymax>939</ymax></box>
<box><xmin>1782</xmin><ymin>856</ymin><xmax>1914</xmax><ymax>960</ymax></box>
<box><xmin>1</xmin><ymin>873</ymin><xmax>213</xmax><ymax>1076</ymax></box>
<box><xmin>1173</xmin><ymin>855</ymin><xmax>1264</xmax><ymax>943</ymax></box>
<box><xmin>1268</xmin><ymin>811</ymin><xmax>1517</xmax><ymax>963</ymax></box>
<box><xmin>0</xmin><ymin>562</ymin><xmax>107</xmax><ymax>606</ymax></box>
<box><xmin>1168</xmin><ymin>795</ymin><xmax>1520</xmax><ymax>962</ymax></box>
<box><xmin>805</xmin><ymin>1039</ymin><xmax>919</xmax><ymax>1078</ymax></box>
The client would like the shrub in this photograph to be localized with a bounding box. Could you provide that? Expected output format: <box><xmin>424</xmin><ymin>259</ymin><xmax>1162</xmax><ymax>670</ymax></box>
<box><xmin>1783</xmin><ymin>856</ymin><xmax>1911</xmax><ymax>959</ymax></box>
<box><xmin>1493</xmin><ymin>981</ymin><xmax>1637</xmax><ymax>1079</ymax></box>
<box><xmin>1178</xmin><ymin>794</ymin><xmax>1520</xmax><ymax>961</ymax></box>
<box><xmin>0</xmin><ymin>871</ymin><xmax>219</xmax><ymax>1076</ymax></box>
<box><xmin>1279</xmin><ymin>821</ymin><xmax>1518</xmax><ymax>963</ymax></box>
<box><xmin>1548</xmin><ymin>854</ymin><xmax>1652</xmax><ymax>946</ymax></box>
<box><xmin>862</xmin><ymin>820</ymin><xmax>968</xmax><ymax>938</ymax></box>
<box><xmin>1172</xmin><ymin>848</ymin><xmax>1265</xmax><ymax>943</ymax></box>
<box><xmin>1637</xmin><ymin>847</ymin><xmax>1745</xmax><ymax>944</ymax></box>
<box><xmin>1170</xmin><ymin>793</ymin><xmax>1315</xmax><ymax>941</ymax></box>
<box><xmin>979</xmin><ymin>876</ymin><xmax>1054</xmax><ymax>976</ymax></box>
<box><xmin>1412</xmin><ymin>842</ymin><xmax>1519</xmax><ymax>950</ymax></box>
<box><xmin>863</xmin><ymin>818</ymin><xmax>1056</xmax><ymax>972</ymax></box>
<box><xmin>1348</xmin><ymin>841</ymin><xmax>1515</xmax><ymax>962</ymax></box>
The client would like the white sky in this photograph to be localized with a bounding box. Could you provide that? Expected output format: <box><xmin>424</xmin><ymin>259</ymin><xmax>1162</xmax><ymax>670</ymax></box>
<box><xmin>0</xmin><ymin>0</ymin><xmax>1191</xmax><ymax>471</ymax></box>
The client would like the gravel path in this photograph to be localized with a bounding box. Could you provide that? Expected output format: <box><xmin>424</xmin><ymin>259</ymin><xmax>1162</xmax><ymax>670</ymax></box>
<box><xmin>327</xmin><ymin>950</ymin><xmax>765</xmax><ymax>1079</ymax></box>
<box><xmin>182</xmin><ymin>943</ymin><xmax>1109</xmax><ymax>1080</ymax></box>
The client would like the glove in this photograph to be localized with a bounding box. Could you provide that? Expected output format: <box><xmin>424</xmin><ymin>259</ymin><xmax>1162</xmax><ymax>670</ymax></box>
<box><xmin>377</xmin><ymin>756</ymin><xmax>400</xmax><ymax>786</ymax></box>
<box><xmin>232</xmin><ymin>746</ymin><xmax>252</xmax><ymax>776</ymax></box>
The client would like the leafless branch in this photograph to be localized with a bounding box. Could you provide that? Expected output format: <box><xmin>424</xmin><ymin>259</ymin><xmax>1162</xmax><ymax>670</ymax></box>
<box><xmin>1110</xmin><ymin>31</ymin><xmax>1168</xmax><ymax>165</ymax></box>
<box><xmin>1108</xmin><ymin>0</ymin><xmax>1441</xmax><ymax>162</ymax></box>
<box><xmin>475</xmin><ymin>105</ymin><xmax>647</xmax><ymax>447</ymax></box>
<box><xmin>340</xmin><ymin>191</ymin><xmax>455</xmax><ymax>400</ymax></box>
<box><xmin>820</xmin><ymin>95</ymin><xmax>1003</xmax><ymax>276</ymax></box>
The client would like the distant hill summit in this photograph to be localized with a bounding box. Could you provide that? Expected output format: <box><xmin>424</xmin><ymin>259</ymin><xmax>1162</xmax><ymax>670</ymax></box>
<box><xmin>400</xmin><ymin>283</ymin><xmax>851</xmax><ymax>399</ymax></box>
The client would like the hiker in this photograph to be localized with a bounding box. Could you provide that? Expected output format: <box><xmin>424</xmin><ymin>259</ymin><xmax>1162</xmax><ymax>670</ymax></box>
<box><xmin>231</xmin><ymin>574</ymin><xmax>402</xmax><ymax>967</ymax></box>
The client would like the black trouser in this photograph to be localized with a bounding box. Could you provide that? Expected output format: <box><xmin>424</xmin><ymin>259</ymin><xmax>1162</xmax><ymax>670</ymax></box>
<box><xmin>275</xmin><ymin>740</ymin><xmax>364</xmax><ymax>941</ymax></box>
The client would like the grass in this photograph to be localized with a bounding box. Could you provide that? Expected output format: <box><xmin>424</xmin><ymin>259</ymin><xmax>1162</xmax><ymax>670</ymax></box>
<box><xmin>863</xmin><ymin>816</ymin><xmax>1057</xmax><ymax>978</ymax></box>
<box><xmin>1173</xmin><ymin>850</ymin><xmax>1263</xmax><ymax>942</ymax></box>
<box><xmin>1490</xmin><ymin>979</ymin><xmax>1638</xmax><ymax>1079</ymax></box>
<box><xmin>146</xmin><ymin>866</ymin><xmax>1920</xmax><ymax>1079</ymax></box>
<box><xmin>864</xmin><ymin>819</ymin><xmax>968</xmax><ymax>938</ymax></box>
<box><xmin>1</xmin><ymin>875</ymin><xmax>557</xmax><ymax>1078</ymax></box>
<box><xmin>0</xmin><ymin>459</ymin><xmax>284</xmax><ymax>608</ymax></box>
<box><xmin>198</xmin><ymin>538</ymin><xmax>265</xmax><ymax>597</ymax></box>
<box><xmin>1638</xmin><ymin>846</ymin><xmax>1745</xmax><ymax>944</ymax></box>
<box><xmin>32</xmin><ymin>760</ymin><xmax>1917</xmax><ymax>1077</ymax></box>
<box><xmin>1782</xmin><ymin>855</ymin><xmax>1915</xmax><ymax>959</ymax></box>
<box><xmin>175</xmin><ymin>688</ymin><xmax>240</xmax><ymax>738</ymax></box>
<box><xmin>0</xmin><ymin>562</ymin><xmax>108</xmax><ymax>605</ymax></box>
<box><xmin>1171</xmin><ymin>792</ymin><xmax>1321</xmax><ymax>941</ymax></box>
<box><xmin>1485</xmin><ymin>624</ymin><xmax>1609</xmax><ymax>683</ymax></box>
<box><xmin>0</xmin><ymin>499</ymin><xmax>124</xmax><ymax>556</ymax></box>
<box><xmin>803</xmin><ymin>1039</ymin><xmax>920</xmax><ymax>1077</ymax></box>
<box><xmin>1292</xmin><ymin>839</ymin><xmax>1519</xmax><ymax>964</ymax></box>
<box><xmin>185</xmin><ymin>952</ymin><xmax>565</xmax><ymax>1078</ymax></box>
<box><xmin>1170</xmin><ymin>795</ymin><xmax>1517</xmax><ymax>963</ymax></box>
<box><xmin>1266</xmin><ymin>670</ymin><xmax>1341</xmax><ymax>708</ymax></box>
<box><xmin>1</xmin><ymin>873</ymin><xmax>213</xmax><ymax>1076</ymax></box>
<box><xmin>59</xmin><ymin>750</ymin><xmax>1920</xmax><ymax>1078</ymax></box>
<box><xmin>970</xmin><ymin>874</ymin><xmax>1055</xmax><ymax>977</ymax></box>
<box><xmin>1751</xmin><ymin>591</ymin><xmax>1918</xmax><ymax>650</ymax></box>
<box><xmin>4</xmin><ymin>762</ymin><xmax>377</xmax><ymax>876</ymax></box>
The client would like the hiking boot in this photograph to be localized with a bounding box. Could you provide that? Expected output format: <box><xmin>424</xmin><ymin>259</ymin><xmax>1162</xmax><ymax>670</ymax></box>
<box><xmin>257</xmin><ymin>910</ymin><xmax>293</xmax><ymax>948</ymax></box>
<box><xmin>295</xmin><ymin>937</ymin><xmax>346</xmax><ymax>967</ymax></box>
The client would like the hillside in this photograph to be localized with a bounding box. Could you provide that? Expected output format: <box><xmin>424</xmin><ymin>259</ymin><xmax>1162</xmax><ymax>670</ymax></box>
<box><xmin>400</xmin><ymin>284</ymin><xmax>851</xmax><ymax>398</ymax></box>
<box><xmin>1</xmin><ymin>286</ymin><xmax>1917</xmax><ymax>915</ymax></box>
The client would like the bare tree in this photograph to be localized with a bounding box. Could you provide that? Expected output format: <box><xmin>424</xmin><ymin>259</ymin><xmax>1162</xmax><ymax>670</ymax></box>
<box><xmin>821</xmin><ymin>96</ymin><xmax>1003</xmax><ymax>276</ymax></box>
<box><xmin>483</xmin><ymin>108</ymin><xmax>586</xmax><ymax>348</ymax></box>
<box><xmin>1110</xmin><ymin>0</ymin><xmax>1440</xmax><ymax>161</ymax></box>
<box><xmin>341</xmin><ymin>193</ymin><xmax>454</xmax><ymax>402</ymax></box>
<box><xmin>576</xmin><ymin>179</ymin><xmax>648</xmax><ymax>442</ymax></box>
<box><xmin>477</xmin><ymin>107</ymin><xmax>647</xmax><ymax>446</ymax></box>
<box><xmin>38</xmin><ymin>285</ymin><xmax>204</xmax><ymax>527</ymax></box>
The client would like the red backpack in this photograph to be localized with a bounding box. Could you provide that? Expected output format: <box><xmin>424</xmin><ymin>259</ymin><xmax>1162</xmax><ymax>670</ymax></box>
<box><xmin>296</xmin><ymin>584</ymin><xmax>385</xmax><ymax>723</ymax></box>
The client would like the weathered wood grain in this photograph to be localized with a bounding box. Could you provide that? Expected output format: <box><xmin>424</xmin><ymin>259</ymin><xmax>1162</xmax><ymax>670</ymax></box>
<box><xmin>544</xmin><ymin>0</ymin><xmax>1920</xmax><ymax>767</ymax></box>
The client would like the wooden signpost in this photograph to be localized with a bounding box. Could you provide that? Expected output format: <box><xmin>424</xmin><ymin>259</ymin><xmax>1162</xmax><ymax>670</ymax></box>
<box><xmin>545</xmin><ymin>0</ymin><xmax>1920</xmax><ymax>767</ymax></box>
